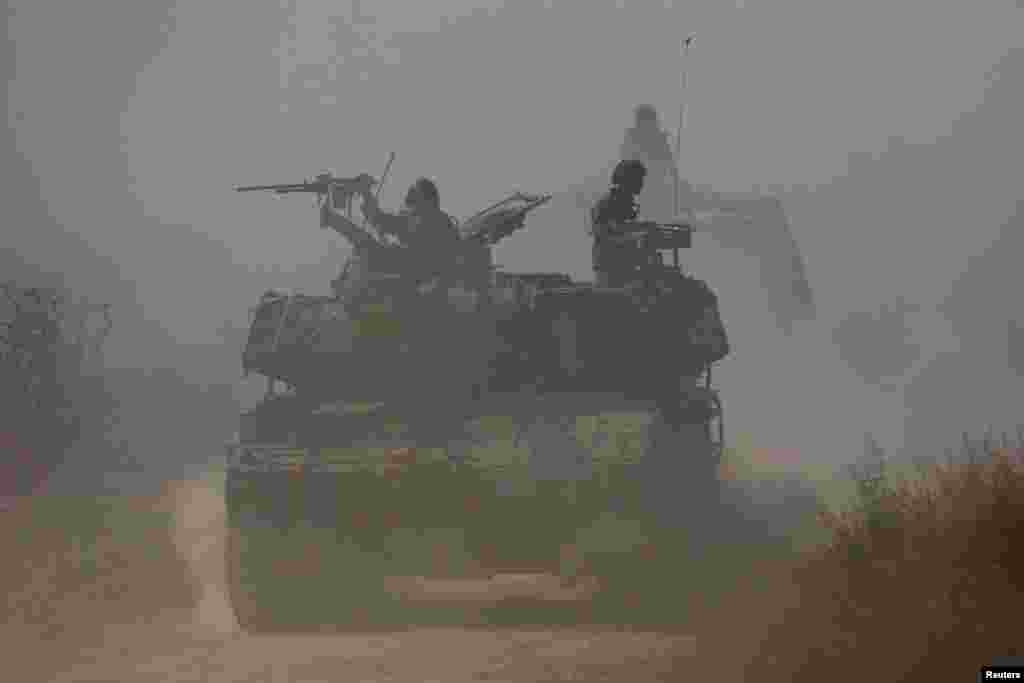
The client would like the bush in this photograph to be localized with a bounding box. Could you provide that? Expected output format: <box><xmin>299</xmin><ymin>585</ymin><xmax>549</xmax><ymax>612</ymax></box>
<box><xmin>0</xmin><ymin>282</ymin><xmax>116</xmax><ymax>491</ymax></box>
<box><xmin>694</xmin><ymin>433</ymin><xmax>1024</xmax><ymax>681</ymax></box>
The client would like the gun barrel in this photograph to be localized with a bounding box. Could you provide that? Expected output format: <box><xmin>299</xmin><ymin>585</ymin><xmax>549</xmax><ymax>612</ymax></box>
<box><xmin>234</xmin><ymin>176</ymin><xmax>374</xmax><ymax>194</ymax></box>
<box><xmin>234</xmin><ymin>183</ymin><xmax>318</xmax><ymax>193</ymax></box>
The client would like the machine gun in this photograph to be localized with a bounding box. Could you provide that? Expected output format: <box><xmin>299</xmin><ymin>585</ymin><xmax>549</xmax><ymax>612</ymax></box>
<box><xmin>594</xmin><ymin>220</ymin><xmax>696</xmax><ymax>288</ymax></box>
<box><xmin>459</xmin><ymin>192</ymin><xmax>553</xmax><ymax>246</ymax></box>
<box><xmin>235</xmin><ymin>172</ymin><xmax>378</xmax><ymax>216</ymax></box>
<box><xmin>608</xmin><ymin>220</ymin><xmax>693</xmax><ymax>250</ymax></box>
<box><xmin>235</xmin><ymin>172</ymin><xmax>376</xmax><ymax>197</ymax></box>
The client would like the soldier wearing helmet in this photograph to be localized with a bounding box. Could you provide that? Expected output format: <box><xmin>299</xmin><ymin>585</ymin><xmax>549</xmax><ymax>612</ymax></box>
<box><xmin>360</xmin><ymin>177</ymin><xmax>462</xmax><ymax>295</ymax></box>
<box><xmin>321</xmin><ymin>176</ymin><xmax>462</xmax><ymax>298</ymax></box>
<box><xmin>589</xmin><ymin>159</ymin><xmax>648</xmax><ymax>288</ymax></box>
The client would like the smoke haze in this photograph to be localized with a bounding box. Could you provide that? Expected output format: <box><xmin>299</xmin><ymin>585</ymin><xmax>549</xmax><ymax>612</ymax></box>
<box><xmin>5</xmin><ymin>1</ymin><xmax>1023</xmax><ymax>493</ymax></box>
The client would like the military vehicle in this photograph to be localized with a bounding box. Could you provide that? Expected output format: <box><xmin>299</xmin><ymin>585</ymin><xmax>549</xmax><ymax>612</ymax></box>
<box><xmin>224</xmin><ymin>175</ymin><xmax>729</xmax><ymax>631</ymax></box>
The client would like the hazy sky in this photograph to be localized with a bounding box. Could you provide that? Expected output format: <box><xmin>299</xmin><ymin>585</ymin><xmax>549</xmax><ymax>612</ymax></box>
<box><xmin>10</xmin><ymin>0</ymin><xmax>1022</xmax><ymax>305</ymax></box>
<box><xmin>7</xmin><ymin>1</ymin><xmax>1024</xmax><ymax>466</ymax></box>
<box><xmin>10</xmin><ymin>3</ymin><xmax>1019</xmax><ymax>276</ymax></box>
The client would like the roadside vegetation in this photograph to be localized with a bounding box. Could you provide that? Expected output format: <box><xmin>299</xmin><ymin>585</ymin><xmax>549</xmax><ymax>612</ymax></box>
<box><xmin>1</xmin><ymin>281</ymin><xmax>119</xmax><ymax>500</ymax></box>
<box><xmin>695</xmin><ymin>432</ymin><xmax>1024</xmax><ymax>681</ymax></box>
<box><xmin>3</xmin><ymin>420</ymin><xmax>1021</xmax><ymax>681</ymax></box>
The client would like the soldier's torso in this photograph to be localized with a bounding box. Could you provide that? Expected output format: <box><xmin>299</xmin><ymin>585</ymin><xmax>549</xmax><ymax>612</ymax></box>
<box><xmin>592</xmin><ymin>191</ymin><xmax>638</xmax><ymax>226</ymax></box>
<box><xmin>401</xmin><ymin>210</ymin><xmax>461</xmax><ymax>279</ymax></box>
<box><xmin>591</xmin><ymin>192</ymin><xmax>643</xmax><ymax>278</ymax></box>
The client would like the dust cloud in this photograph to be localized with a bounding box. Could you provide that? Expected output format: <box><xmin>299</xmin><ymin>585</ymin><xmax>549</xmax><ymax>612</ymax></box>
<box><xmin>7</xmin><ymin>3</ymin><xmax>1023</xmax><ymax>490</ymax></box>
<box><xmin>527</xmin><ymin>47</ymin><xmax>1024</xmax><ymax>469</ymax></box>
<box><xmin>2</xmin><ymin>477</ymin><xmax>696</xmax><ymax>682</ymax></box>
<box><xmin>166</xmin><ymin>479</ymin><xmax>240</xmax><ymax>638</ymax></box>
<box><xmin>4</xmin><ymin>4</ymin><xmax>1023</xmax><ymax>678</ymax></box>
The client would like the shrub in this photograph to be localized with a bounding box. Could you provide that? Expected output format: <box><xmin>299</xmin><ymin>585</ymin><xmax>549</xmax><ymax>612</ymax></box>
<box><xmin>694</xmin><ymin>432</ymin><xmax>1024</xmax><ymax>681</ymax></box>
<box><xmin>0</xmin><ymin>282</ymin><xmax>116</xmax><ymax>491</ymax></box>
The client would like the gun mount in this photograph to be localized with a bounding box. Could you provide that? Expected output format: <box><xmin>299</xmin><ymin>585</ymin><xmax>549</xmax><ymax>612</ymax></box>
<box><xmin>459</xmin><ymin>192</ymin><xmax>554</xmax><ymax>246</ymax></box>
<box><xmin>235</xmin><ymin>172</ymin><xmax>379</xmax><ymax>218</ymax></box>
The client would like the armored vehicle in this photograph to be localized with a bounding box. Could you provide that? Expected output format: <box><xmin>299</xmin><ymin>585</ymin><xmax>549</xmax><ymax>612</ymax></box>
<box><xmin>224</xmin><ymin>184</ymin><xmax>729</xmax><ymax>631</ymax></box>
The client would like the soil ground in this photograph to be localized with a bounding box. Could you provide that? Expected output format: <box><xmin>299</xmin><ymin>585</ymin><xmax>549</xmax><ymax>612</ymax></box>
<box><xmin>4</xmin><ymin>479</ymin><xmax>701</xmax><ymax>682</ymax></box>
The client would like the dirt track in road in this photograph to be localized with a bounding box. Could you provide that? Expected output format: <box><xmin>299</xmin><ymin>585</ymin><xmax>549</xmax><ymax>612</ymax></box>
<box><xmin>5</xmin><ymin>479</ymin><xmax>701</xmax><ymax>682</ymax></box>
<box><xmin>44</xmin><ymin>621</ymin><xmax>697</xmax><ymax>682</ymax></box>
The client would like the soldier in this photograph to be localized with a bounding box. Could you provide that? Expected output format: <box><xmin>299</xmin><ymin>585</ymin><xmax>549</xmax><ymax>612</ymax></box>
<box><xmin>590</xmin><ymin>159</ymin><xmax>648</xmax><ymax>288</ymax></box>
<box><xmin>346</xmin><ymin>177</ymin><xmax>475</xmax><ymax>441</ymax></box>
<box><xmin>356</xmin><ymin>177</ymin><xmax>463</xmax><ymax>296</ymax></box>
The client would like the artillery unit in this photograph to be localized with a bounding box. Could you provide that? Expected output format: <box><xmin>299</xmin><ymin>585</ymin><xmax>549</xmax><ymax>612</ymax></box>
<box><xmin>224</xmin><ymin>170</ymin><xmax>730</xmax><ymax>631</ymax></box>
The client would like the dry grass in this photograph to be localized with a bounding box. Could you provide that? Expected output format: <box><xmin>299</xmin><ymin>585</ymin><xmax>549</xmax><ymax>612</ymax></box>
<box><xmin>0</xmin><ymin>482</ymin><xmax>202</xmax><ymax>678</ymax></box>
<box><xmin>693</xmin><ymin>443</ymin><xmax>1024</xmax><ymax>681</ymax></box>
<box><xmin>5</xmin><ymin>435</ymin><xmax>1023</xmax><ymax>681</ymax></box>
<box><xmin>2</xmin><ymin>478</ymin><xmax>700</xmax><ymax>682</ymax></box>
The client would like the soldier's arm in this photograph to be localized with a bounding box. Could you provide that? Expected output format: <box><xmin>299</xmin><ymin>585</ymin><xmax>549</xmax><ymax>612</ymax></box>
<box><xmin>321</xmin><ymin>195</ymin><xmax>380</xmax><ymax>252</ymax></box>
<box><xmin>359</xmin><ymin>192</ymin><xmax>410</xmax><ymax>241</ymax></box>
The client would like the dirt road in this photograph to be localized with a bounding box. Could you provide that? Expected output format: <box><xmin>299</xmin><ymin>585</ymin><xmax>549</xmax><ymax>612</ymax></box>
<box><xmin>7</xmin><ymin>479</ymin><xmax>700</xmax><ymax>682</ymax></box>
<box><xmin>44</xmin><ymin>620</ymin><xmax>696</xmax><ymax>682</ymax></box>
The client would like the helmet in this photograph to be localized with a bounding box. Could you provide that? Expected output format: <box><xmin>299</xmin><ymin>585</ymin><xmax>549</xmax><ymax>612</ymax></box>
<box><xmin>611</xmin><ymin>159</ymin><xmax>647</xmax><ymax>188</ymax></box>
<box><xmin>405</xmin><ymin>177</ymin><xmax>440</xmax><ymax>208</ymax></box>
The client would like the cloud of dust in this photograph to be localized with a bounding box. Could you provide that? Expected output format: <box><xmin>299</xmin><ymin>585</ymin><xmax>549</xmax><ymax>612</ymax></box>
<box><xmin>165</xmin><ymin>478</ymin><xmax>240</xmax><ymax>638</ymax></box>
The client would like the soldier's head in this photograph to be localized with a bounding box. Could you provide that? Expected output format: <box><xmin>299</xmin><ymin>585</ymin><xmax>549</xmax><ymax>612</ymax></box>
<box><xmin>404</xmin><ymin>177</ymin><xmax>440</xmax><ymax>213</ymax></box>
<box><xmin>634</xmin><ymin>104</ymin><xmax>659</xmax><ymax>128</ymax></box>
<box><xmin>611</xmin><ymin>159</ymin><xmax>646</xmax><ymax>195</ymax></box>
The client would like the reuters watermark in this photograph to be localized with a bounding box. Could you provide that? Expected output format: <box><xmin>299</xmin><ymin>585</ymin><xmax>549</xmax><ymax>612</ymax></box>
<box><xmin>981</xmin><ymin>664</ymin><xmax>1024</xmax><ymax>681</ymax></box>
